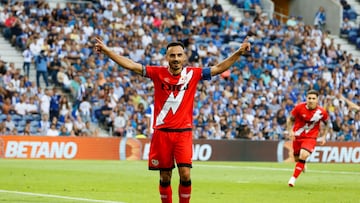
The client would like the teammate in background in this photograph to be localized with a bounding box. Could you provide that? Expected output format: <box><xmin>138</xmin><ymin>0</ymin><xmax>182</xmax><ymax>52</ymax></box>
<box><xmin>286</xmin><ymin>89</ymin><xmax>330</xmax><ymax>187</ymax></box>
<box><xmin>95</xmin><ymin>37</ymin><xmax>250</xmax><ymax>203</ymax></box>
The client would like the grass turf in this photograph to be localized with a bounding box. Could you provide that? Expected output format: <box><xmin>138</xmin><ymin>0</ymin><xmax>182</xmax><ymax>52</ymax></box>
<box><xmin>0</xmin><ymin>160</ymin><xmax>359</xmax><ymax>203</ymax></box>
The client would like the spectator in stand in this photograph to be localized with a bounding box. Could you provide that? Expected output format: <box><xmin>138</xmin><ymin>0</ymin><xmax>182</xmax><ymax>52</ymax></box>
<box><xmin>49</xmin><ymin>87</ymin><xmax>61</xmax><ymax>121</ymax></box>
<box><xmin>59</xmin><ymin>125</ymin><xmax>71</xmax><ymax>136</ymax></box>
<box><xmin>26</xmin><ymin>96</ymin><xmax>40</xmax><ymax>115</ymax></box>
<box><xmin>78</xmin><ymin>97</ymin><xmax>92</xmax><ymax>123</ymax></box>
<box><xmin>340</xmin><ymin>0</ymin><xmax>352</xmax><ymax>11</ymax></box>
<box><xmin>81</xmin><ymin>121</ymin><xmax>99</xmax><ymax>137</ymax></box>
<box><xmin>73</xmin><ymin>116</ymin><xmax>86</xmax><ymax>136</ymax></box>
<box><xmin>113</xmin><ymin>109</ymin><xmax>126</xmax><ymax>137</ymax></box>
<box><xmin>4</xmin><ymin>114</ymin><xmax>15</xmax><ymax>132</ymax></box>
<box><xmin>46</xmin><ymin>123</ymin><xmax>60</xmax><ymax>136</ymax></box>
<box><xmin>14</xmin><ymin>94</ymin><xmax>28</xmax><ymax>116</ymax></box>
<box><xmin>49</xmin><ymin>55</ymin><xmax>61</xmax><ymax>85</ymax></box>
<box><xmin>22</xmin><ymin>45</ymin><xmax>32</xmax><ymax>77</ymax></box>
<box><xmin>23</xmin><ymin>120</ymin><xmax>31</xmax><ymax>135</ymax></box>
<box><xmin>3</xmin><ymin>12</ymin><xmax>17</xmax><ymax>40</ymax></box>
<box><xmin>39</xmin><ymin>87</ymin><xmax>51</xmax><ymax>115</ymax></box>
<box><xmin>35</xmin><ymin>50</ymin><xmax>49</xmax><ymax>87</ymax></box>
<box><xmin>314</xmin><ymin>6</ymin><xmax>326</xmax><ymax>30</ymax></box>
<box><xmin>1</xmin><ymin>97</ymin><xmax>13</xmax><ymax>115</ymax></box>
<box><xmin>340</xmin><ymin>17</ymin><xmax>355</xmax><ymax>36</ymax></box>
<box><xmin>38</xmin><ymin>113</ymin><xmax>50</xmax><ymax>135</ymax></box>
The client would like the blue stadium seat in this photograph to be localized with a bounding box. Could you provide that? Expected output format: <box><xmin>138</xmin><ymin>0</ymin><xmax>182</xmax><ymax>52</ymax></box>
<box><xmin>347</xmin><ymin>9</ymin><xmax>358</xmax><ymax>21</ymax></box>
<box><xmin>209</xmin><ymin>26</ymin><xmax>220</xmax><ymax>33</ymax></box>
<box><xmin>30</xmin><ymin>120</ymin><xmax>39</xmax><ymax>128</ymax></box>
<box><xmin>348</xmin><ymin>30</ymin><xmax>358</xmax><ymax>44</ymax></box>
<box><xmin>30</xmin><ymin>126</ymin><xmax>39</xmax><ymax>135</ymax></box>
<box><xmin>17</xmin><ymin>120</ymin><xmax>27</xmax><ymax>128</ymax></box>
<box><xmin>0</xmin><ymin>114</ymin><xmax>6</xmax><ymax>122</ymax></box>
<box><xmin>356</xmin><ymin>37</ymin><xmax>360</xmax><ymax>49</ymax></box>
<box><xmin>11</xmin><ymin>114</ymin><xmax>23</xmax><ymax>122</ymax></box>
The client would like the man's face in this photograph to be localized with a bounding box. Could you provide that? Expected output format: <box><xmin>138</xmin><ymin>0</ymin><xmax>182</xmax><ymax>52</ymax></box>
<box><xmin>306</xmin><ymin>93</ymin><xmax>318</xmax><ymax>110</ymax></box>
<box><xmin>166</xmin><ymin>45</ymin><xmax>186</xmax><ymax>73</ymax></box>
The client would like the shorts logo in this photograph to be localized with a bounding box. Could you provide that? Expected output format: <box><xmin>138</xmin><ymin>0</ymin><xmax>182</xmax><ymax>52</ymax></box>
<box><xmin>151</xmin><ymin>159</ymin><xmax>159</xmax><ymax>166</ymax></box>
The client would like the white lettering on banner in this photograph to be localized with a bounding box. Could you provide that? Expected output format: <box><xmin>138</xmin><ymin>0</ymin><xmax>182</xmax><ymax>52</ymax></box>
<box><xmin>63</xmin><ymin>142</ymin><xmax>77</xmax><ymax>159</ymax></box>
<box><xmin>141</xmin><ymin>143</ymin><xmax>213</xmax><ymax>161</ymax></box>
<box><xmin>5</xmin><ymin>141</ymin><xmax>77</xmax><ymax>159</ymax></box>
<box><xmin>5</xmin><ymin>141</ymin><xmax>19</xmax><ymax>158</ymax></box>
<box><xmin>308</xmin><ymin>146</ymin><xmax>360</xmax><ymax>163</ymax></box>
<box><xmin>30</xmin><ymin>142</ymin><xmax>42</xmax><ymax>157</ymax></box>
<box><xmin>192</xmin><ymin>144</ymin><xmax>212</xmax><ymax>161</ymax></box>
<box><xmin>18</xmin><ymin>141</ymin><xmax>29</xmax><ymax>158</ymax></box>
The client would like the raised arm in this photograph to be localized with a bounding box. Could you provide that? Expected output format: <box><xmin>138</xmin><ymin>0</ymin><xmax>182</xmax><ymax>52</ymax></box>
<box><xmin>210</xmin><ymin>37</ymin><xmax>251</xmax><ymax>76</ymax></box>
<box><xmin>95</xmin><ymin>37</ymin><xmax>143</xmax><ymax>75</ymax></box>
<box><xmin>339</xmin><ymin>94</ymin><xmax>360</xmax><ymax>111</ymax></box>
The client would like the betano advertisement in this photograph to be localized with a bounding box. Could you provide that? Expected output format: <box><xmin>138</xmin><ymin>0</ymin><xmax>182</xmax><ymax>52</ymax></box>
<box><xmin>0</xmin><ymin>136</ymin><xmax>359</xmax><ymax>163</ymax></box>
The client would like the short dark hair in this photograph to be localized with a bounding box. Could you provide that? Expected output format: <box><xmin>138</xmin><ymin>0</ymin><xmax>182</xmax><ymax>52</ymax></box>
<box><xmin>166</xmin><ymin>41</ymin><xmax>185</xmax><ymax>50</ymax></box>
<box><xmin>307</xmin><ymin>89</ymin><xmax>319</xmax><ymax>97</ymax></box>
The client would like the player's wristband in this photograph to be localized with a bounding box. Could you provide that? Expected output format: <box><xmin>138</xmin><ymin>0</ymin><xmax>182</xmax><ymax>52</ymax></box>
<box><xmin>202</xmin><ymin>67</ymin><xmax>211</xmax><ymax>80</ymax></box>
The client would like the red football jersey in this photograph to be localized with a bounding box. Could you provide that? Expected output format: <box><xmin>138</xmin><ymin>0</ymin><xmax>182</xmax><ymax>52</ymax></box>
<box><xmin>291</xmin><ymin>102</ymin><xmax>329</xmax><ymax>139</ymax></box>
<box><xmin>145</xmin><ymin>66</ymin><xmax>210</xmax><ymax>130</ymax></box>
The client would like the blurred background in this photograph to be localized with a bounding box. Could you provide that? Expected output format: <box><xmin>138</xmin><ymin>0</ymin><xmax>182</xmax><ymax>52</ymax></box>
<box><xmin>0</xmin><ymin>0</ymin><xmax>359</xmax><ymax>142</ymax></box>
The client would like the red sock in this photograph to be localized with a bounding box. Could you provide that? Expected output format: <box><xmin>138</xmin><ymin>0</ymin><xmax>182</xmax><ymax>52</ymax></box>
<box><xmin>179</xmin><ymin>183</ymin><xmax>191</xmax><ymax>203</ymax></box>
<box><xmin>159</xmin><ymin>185</ymin><xmax>172</xmax><ymax>203</ymax></box>
<box><xmin>293</xmin><ymin>160</ymin><xmax>305</xmax><ymax>178</ymax></box>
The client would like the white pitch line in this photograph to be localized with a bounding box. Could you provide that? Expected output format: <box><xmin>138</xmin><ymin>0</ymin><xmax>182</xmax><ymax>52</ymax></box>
<box><xmin>0</xmin><ymin>189</ymin><xmax>126</xmax><ymax>203</ymax></box>
<box><xmin>195</xmin><ymin>164</ymin><xmax>360</xmax><ymax>175</ymax></box>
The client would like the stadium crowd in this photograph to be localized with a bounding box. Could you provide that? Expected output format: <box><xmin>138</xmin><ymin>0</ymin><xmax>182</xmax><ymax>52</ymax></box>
<box><xmin>0</xmin><ymin>0</ymin><xmax>359</xmax><ymax>141</ymax></box>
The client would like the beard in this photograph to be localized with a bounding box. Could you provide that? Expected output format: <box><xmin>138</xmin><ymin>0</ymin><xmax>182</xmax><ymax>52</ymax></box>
<box><xmin>307</xmin><ymin>103</ymin><xmax>316</xmax><ymax>110</ymax></box>
<box><xmin>170</xmin><ymin>61</ymin><xmax>181</xmax><ymax>70</ymax></box>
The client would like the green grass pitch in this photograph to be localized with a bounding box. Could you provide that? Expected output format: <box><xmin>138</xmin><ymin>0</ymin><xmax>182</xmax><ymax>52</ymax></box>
<box><xmin>0</xmin><ymin>160</ymin><xmax>359</xmax><ymax>203</ymax></box>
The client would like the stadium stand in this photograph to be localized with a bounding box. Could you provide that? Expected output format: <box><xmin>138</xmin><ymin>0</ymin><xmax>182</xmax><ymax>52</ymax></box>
<box><xmin>0</xmin><ymin>0</ymin><xmax>359</xmax><ymax>141</ymax></box>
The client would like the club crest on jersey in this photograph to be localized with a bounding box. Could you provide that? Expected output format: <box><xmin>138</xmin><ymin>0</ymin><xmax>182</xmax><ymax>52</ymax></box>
<box><xmin>151</xmin><ymin>159</ymin><xmax>159</xmax><ymax>166</ymax></box>
<box><xmin>164</xmin><ymin>77</ymin><xmax>170</xmax><ymax>83</ymax></box>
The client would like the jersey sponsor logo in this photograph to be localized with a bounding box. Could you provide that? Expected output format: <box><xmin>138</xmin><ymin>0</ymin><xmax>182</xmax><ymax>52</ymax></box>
<box><xmin>161</xmin><ymin>83</ymin><xmax>189</xmax><ymax>91</ymax></box>
<box><xmin>295</xmin><ymin>109</ymin><xmax>323</xmax><ymax>136</ymax></box>
<box><xmin>310</xmin><ymin>109</ymin><xmax>323</xmax><ymax>122</ymax></box>
<box><xmin>156</xmin><ymin>69</ymin><xmax>193</xmax><ymax>126</ymax></box>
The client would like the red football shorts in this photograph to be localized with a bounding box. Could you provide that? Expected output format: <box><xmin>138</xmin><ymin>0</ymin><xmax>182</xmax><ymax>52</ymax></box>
<box><xmin>292</xmin><ymin>138</ymin><xmax>317</xmax><ymax>156</ymax></box>
<box><xmin>148</xmin><ymin>129</ymin><xmax>193</xmax><ymax>170</ymax></box>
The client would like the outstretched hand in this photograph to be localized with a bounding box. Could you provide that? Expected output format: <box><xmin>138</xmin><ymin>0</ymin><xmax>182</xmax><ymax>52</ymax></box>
<box><xmin>239</xmin><ymin>37</ymin><xmax>251</xmax><ymax>55</ymax></box>
<box><xmin>94</xmin><ymin>37</ymin><xmax>107</xmax><ymax>54</ymax></box>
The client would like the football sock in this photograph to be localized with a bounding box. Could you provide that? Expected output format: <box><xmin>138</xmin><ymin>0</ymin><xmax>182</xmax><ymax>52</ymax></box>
<box><xmin>179</xmin><ymin>180</ymin><xmax>191</xmax><ymax>203</ymax></box>
<box><xmin>159</xmin><ymin>181</ymin><xmax>172</xmax><ymax>203</ymax></box>
<box><xmin>293</xmin><ymin>159</ymin><xmax>306</xmax><ymax>178</ymax></box>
